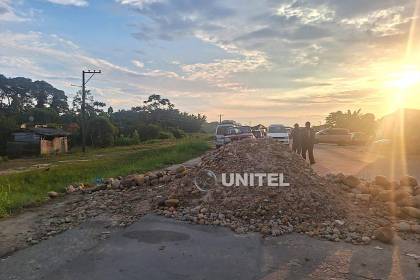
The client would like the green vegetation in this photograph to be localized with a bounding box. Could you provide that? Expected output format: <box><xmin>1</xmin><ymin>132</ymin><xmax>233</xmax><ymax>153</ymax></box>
<box><xmin>0</xmin><ymin>137</ymin><xmax>210</xmax><ymax>217</ymax></box>
<box><xmin>0</xmin><ymin>74</ymin><xmax>207</xmax><ymax>155</ymax></box>
<box><xmin>325</xmin><ymin>109</ymin><xmax>377</xmax><ymax>135</ymax></box>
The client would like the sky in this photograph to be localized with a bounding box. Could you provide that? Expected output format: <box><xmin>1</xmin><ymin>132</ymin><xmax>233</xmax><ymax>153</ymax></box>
<box><xmin>1</xmin><ymin>0</ymin><xmax>420</xmax><ymax>125</ymax></box>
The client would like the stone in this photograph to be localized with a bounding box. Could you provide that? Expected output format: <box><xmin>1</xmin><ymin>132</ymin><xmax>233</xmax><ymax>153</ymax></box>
<box><xmin>66</xmin><ymin>185</ymin><xmax>77</xmax><ymax>194</ymax></box>
<box><xmin>355</xmin><ymin>194</ymin><xmax>370</xmax><ymax>202</ymax></box>
<box><xmin>164</xmin><ymin>199</ymin><xmax>180</xmax><ymax>208</ymax></box>
<box><xmin>413</xmin><ymin>195</ymin><xmax>420</xmax><ymax>208</ymax></box>
<box><xmin>368</xmin><ymin>185</ymin><xmax>381</xmax><ymax>196</ymax></box>
<box><xmin>374</xmin><ymin>175</ymin><xmax>391</xmax><ymax>187</ymax></box>
<box><xmin>47</xmin><ymin>191</ymin><xmax>59</xmax><ymax>198</ymax></box>
<box><xmin>361</xmin><ymin>236</ymin><xmax>371</xmax><ymax>244</ymax></box>
<box><xmin>175</xmin><ymin>165</ymin><xmax>186</xmax><ymax>174</ymax></box>
<box><xmin>399</xmin><ymin>186</ymin><xmax>413</xmax><ymax>194</ymax></box>
<box><xmin>394</xmin><ymin>190</ymin><xmax>411</xmax><ymax>202</ymax></box>
<box><xmin>412</xmin><ymin>225</ymin><xmax>420</xmax><ymax>233</ymax></box>
<box><xmin>111</xmin><ymin>179</ymin><xmax>121</xmax><ymax>189</ymax></box>
<box><xmin>400</xmin><ymin>176</ymin><xmax>418</xmax><ymax>187</ymax></box>
<box><xmin>401</xmin><ymin>207</ymin><xmax>420</xmax><ymax>219</ymax></box>
<box><xmin>343</xmin><ymin>175</ymin><xmax>360</xmax><ymax>188</ymax></box>
<box><xmin>396</xmin><ymin>198</ymin><xmax>413</xmax><ymax>207</ymax></box>
<box><xmin>397</xmin><ymin>221</ymin><xmax>411</xmax><ymax>232</ymax></box>
<box><xmin>377</xmin><ymin>191</ymin><xmax>392</xmax><ymax>202</ymax></box>
<box><xmin>134</xmin><ymin>175</ymin><xmax>145</xmax><ymax>186</ymax></box>
<box><xmin>374</xmin><ymin>227</ymin><xmax>394</xmax><ymax>244</ymax></box>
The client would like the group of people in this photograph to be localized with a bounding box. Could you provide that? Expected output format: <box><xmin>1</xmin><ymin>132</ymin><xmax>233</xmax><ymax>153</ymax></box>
<box><xmin>290</xmin><ymin>122</ymin><xmax>316</xmax><ymax>165</ymax></box>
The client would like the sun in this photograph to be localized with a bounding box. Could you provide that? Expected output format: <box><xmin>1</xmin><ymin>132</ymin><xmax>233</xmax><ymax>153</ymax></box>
<box><xmin>386</xmin><ymin>66</ymin><xmax>420</xmax><ymax>89</ymax></box>
<box><xmin>383</xmin><ymin>66</ymin><xmax>420</xmax><ymax>111</ymax></box>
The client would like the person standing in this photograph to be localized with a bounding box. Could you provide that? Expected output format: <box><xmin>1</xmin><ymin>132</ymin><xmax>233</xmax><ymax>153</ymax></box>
<box><xmin>291</xmin><ymin>123</ymin><xmax>302</xmax><ymax>154</ymax></box>
<box><xmin>301</xmin><ymin>121</ymin><xmax>316</xmax><ymax>164</ymax></box>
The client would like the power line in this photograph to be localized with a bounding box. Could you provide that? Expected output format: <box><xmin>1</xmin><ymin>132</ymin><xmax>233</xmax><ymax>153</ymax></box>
<box><xmin>81</xmin><ymin>70</ymin><xmax>101</xmax><ymax>153</ymax></box>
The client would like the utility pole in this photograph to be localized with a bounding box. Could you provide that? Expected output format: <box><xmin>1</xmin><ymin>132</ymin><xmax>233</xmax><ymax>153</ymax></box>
<box><xmin>81</xmin><ymin>70</ymin><xmax>101</xmax><ymax>153</ymax></box>
<box><xmin>218</xmin><ymin>114</ymin><xmax>223</xmax><ymax>124</ymax></box>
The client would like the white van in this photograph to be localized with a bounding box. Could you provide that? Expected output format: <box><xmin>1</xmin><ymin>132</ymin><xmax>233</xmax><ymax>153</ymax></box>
<box><xmin>214</xmin><ymin>124</ymin><xmax>235</xmax><ymax>148</ymax></box>
<box><xmin>267</xmin><ymin>124</ymin><xmax>289</xmax><ymax>144</ymax></box>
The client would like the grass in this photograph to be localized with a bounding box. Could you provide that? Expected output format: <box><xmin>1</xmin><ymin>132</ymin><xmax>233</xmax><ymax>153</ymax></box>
<box><xmin>0</xmin><ymin>137</ymin><xmax>211</xmax><ymax>217</ymax></box>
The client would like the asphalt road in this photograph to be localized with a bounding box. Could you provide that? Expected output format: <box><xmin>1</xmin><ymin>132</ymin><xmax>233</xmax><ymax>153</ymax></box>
<box><xmin>1</xmin><ymin>214</ymin><xmax>419</xmax><ymax>280</ymax></box>
<box><xmin>312</xmin><ymin>144</ymin><xmax>420</xmax><ymax>181</ymax></box>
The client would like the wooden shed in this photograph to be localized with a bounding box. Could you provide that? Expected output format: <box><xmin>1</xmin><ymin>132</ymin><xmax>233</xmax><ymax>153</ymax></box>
<box><xmin>7</xmin><ymin>127</ymin><xmax>70</xmax><ymax>157</ymax></box>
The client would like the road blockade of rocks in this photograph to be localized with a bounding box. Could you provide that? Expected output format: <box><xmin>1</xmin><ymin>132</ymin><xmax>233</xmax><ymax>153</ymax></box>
<box><xmin>154</xmin><ymin>139</ymin><xmax>419</xmax><ymax>245</ymax></box>
<box><xmin>37</xmin><ymin>139</ymin><xmax>419</xmax><ymax>247</ymax></box>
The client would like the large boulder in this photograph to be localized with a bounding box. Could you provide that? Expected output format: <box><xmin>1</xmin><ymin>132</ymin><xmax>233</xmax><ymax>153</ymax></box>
<box><xmin>374</xmin><ymin>175</ymin><xmax>391</xmax><ymax>187</ymax></box>
<box><xmin>48</xmin><ymin>191</ymin><xmax>59</xmax><ymax>198</ymax></box>
<box><xmin>343</xmin><ymin>175</ymin><xmax>360</xmax><ymax>188</ymax></box>
<box><xmin>134</xmin><ymin>174</ymin><xmax>145</xmax><ymax>186</ymax></box>
<box><xmin>164</xmin><ymin>199</ymin><xmax>180</xmax><ymax>208</ymax></box>
<box><xmin>401</xmin><ymin>207</ymin><xmax>420</xmax><ymax>219</ymax></box>
<box><xmin>413</xmin><ymin>195</ymin><xmax>420</xmax><ymax>208</ymax></box>
<box><xmin>377</xmin><ymin>190</ymin><xmax>393</xmax><ymax>202</ymax></box>
<box><xmin>400</xmin><ymin>176</ymin><xmax>418</xmax><ymax>187</ymax></box>
<box><xmin>396</xmin><ymin>197</ymin><xmax>413</xmax><ymax>207</ymax></box>
<box><xmin>394</xmin><ymin>190</ymin><xmax>411</xmax><ymax>202</ymax></box>
<box><xmin>374</xmin><ymin>227</ymin><xmax>395</xmax><ymax>244</ymax></box>
<box><xmin>368</xmin><ymin>185</ymin><xmax>382</xmax><ymax>196</ymax></box>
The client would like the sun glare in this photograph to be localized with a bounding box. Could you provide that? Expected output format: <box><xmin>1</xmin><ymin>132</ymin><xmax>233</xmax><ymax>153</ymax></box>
<box><xmin>388</xmin><ymin>68</ymin><xmax>420</xmax><ymax>89</ymax></box>
<box><xmin>384</xmin><ymin>65</ymin><xmax>420</xmax><ymax>111</ymax></box>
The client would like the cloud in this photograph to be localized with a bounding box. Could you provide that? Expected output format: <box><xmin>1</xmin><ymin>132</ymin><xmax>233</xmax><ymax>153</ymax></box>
<box><xmin>132</xmin><ymin>60</ymin><xmax>144</xmax><ymax>68</ymax></box>
<box><xmin>0</xmin><ymin>0</ymin><xmax>28</xmax><ymax>21</ymax></box>
<box><xmin>341</xmin><ymin>6</ymin><xmax>410</xmax><ymax>36</ymax></box>
<box><xmin>276</xmin><ymin>1</ymin><xmax>335</xmax><ymax>24</ymax></box>
<box><xmin>46</xmin><ymin>0</ymin><xmax>89</xmax><ymax>7</ymax></box>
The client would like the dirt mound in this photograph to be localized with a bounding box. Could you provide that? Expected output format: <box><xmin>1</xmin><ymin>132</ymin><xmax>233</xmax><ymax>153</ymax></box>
<box><xmin>156</xmin><ymin>139</ymin><xmax>388</xmax><ymax>244</ymax></box>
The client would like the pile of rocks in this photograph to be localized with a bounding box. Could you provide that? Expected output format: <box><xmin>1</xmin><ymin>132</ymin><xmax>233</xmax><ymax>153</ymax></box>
<box><xmin>326</xmin><ymin>172</ymin><xmax>420</xmax><ymax>240</ymax></box>
<box><xmin>154</xmin><ymin>139</ymin><xmax>397</xmax><ymax>244</ymax></box>
<box><xmin>29</xmin><ymin>165</ymin><xmax>190</xmax><ymax>245</ymax></box>
<box><xmin>37</xmin><ymin>138</ymin><xmax>419</xmax><ymax>246</ymax></box>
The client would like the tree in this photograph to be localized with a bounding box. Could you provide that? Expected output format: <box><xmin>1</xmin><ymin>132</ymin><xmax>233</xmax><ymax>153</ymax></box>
<box><xmin>87</xmin><ymin>117</ymin><xmax>117</xmax><ymax>147</ymax></box>
<box><xmin>325</xmin><ymin>109</ymin><xmax>377</xmax><ymax>135</ymax></box>
<box><xmin>50</xmin><ymin>89</ymin><xmax>69</xmax><ymax>114</ymax></box>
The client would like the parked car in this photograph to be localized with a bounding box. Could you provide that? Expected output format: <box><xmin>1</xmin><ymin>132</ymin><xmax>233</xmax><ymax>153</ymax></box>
<box><xmin>267</xmin><ymin>124</ymin><xmax>289</xmax><ymax>144</ymax></box>
<box><xmin>252</xmin><ymin>129</ymin><xmax>264</xmax><ymax>138</ymax></box>
<box><xmin>214</xmin><ymin>124</ymin><xmax>234</xmax><ymax>148</ymax></box>
<box><xmin>224</xmin><ymin>127</ymin><xmax>241</xmax><ymax>144</ymax></box>
<box><xmin>351</xmin><ymin>132</ymin><xmax>370</xmax><ymax>145</ymax></box>
<box><xmin>315</xmin><ymin>128</ymin><xmax>351</xmax><ymax>145</ymax></box>
<box><xmin>238</xmin><ymin>126</ymin><xmax>255</xmax><ymax>140</ymax></box>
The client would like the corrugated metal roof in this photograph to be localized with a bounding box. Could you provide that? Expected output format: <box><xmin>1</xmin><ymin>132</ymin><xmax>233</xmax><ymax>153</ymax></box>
<box><xmin>29</xmin><ymin>128</ymin><xmax>71</xmax><ymax>136</ymax></box>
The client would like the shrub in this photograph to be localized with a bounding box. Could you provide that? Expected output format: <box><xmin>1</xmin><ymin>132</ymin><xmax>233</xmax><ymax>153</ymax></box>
<box><xmin>138</xmin><ymin>124</ymin><xmax>161</xmax><ymax>141</ymax></box>
<box><xmin>114</xmin><ymin>135</ymin><xmax>133</xmax><ymax>146</ymax></box>
<box><xmin>159</xmin><ymin>131</ymin><xmax>173</xmax><ymax>139</ymax></box>
<box><xmin>169</xmin><ymin>128</ymin><xmax>186</xmax><ymax>139</ymax></box>
<box><xmin>132</xmin><ymin>129</ymin><xmax>140</xmax><ymax>144</ymax></box>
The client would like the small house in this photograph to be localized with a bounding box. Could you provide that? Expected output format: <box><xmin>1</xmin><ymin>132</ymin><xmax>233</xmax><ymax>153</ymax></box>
<box><xmin>7</xmin><ymin>127</ymin><xmax>70</xmax><ymax>157</ymax></box>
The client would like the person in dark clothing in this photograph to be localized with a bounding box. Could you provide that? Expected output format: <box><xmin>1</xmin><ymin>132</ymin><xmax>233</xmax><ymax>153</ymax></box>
<box><xmin>301</xmin><ymin>121</ymin><xmax>316</xmax><ymax>164</ymax></box>
<box><xmin>291</xmin><ymin>123</ymin><xmax>302</xmax><ymax>154</ymax></box>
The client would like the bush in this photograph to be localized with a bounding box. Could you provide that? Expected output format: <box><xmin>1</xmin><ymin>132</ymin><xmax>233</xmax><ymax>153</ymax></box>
<box><xmin>132</xmin><ymin>130</ymin><xmax>140</xmax><ymax>144</ymax></box>
<box><xmin>169</xmin><ymin>128</ymin><xmax>186</xmax><ymax>139</ymax></box>
<box><xmin>114</xmin><ymin>135</ymin><xmax>134</xmax><ymax>146</ymax></box>
<box><xmin>138</xmin><ymin>124</ymin><xmax>161</xmax><ymax>141</ymax></box>
<box><xmin>159</xmin><ymin>131</ymin><xmax>173</xmax><ymax>139</ymax></box>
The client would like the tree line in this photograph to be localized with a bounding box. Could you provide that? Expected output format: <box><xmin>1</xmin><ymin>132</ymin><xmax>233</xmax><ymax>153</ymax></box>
<box><xmin>324</xmin><ymin>109</ymin><xmax>377</xmax><ymax>135</ymax></box>
<box><xmin>0</xmin><ymin>74</ymin><xmax>206</xmax><ymax>155</ymax></box>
